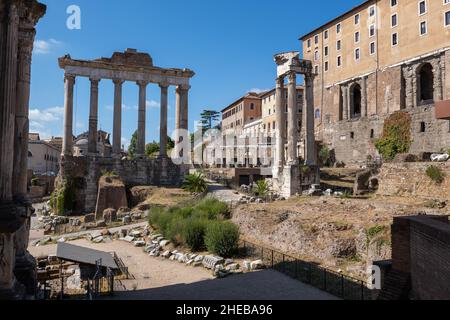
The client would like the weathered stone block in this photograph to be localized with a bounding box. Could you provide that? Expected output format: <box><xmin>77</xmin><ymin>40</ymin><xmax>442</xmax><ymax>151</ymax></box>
<box><xmin>95</xmin><ymin>176</ymin><xmax>128</xmax><ymax>220</ymax></box>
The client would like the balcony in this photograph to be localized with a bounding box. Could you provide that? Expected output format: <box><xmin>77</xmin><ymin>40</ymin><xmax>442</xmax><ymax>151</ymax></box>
<box><xmin>435</xmin><ymin>99</ymin><xmax>450</xmax><ymax>120</ymax></box>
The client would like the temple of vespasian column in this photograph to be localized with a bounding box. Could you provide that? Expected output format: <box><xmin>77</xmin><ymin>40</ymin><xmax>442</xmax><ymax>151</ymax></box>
<box><xmin>272</xmin><ymin>51</ymin><xmax>320</xmax><ymax>198</ymax></box>
<box><xmin>57</xmin><ymin>49</ymin><xmax>195</xmax><ymax>214</ymax></box>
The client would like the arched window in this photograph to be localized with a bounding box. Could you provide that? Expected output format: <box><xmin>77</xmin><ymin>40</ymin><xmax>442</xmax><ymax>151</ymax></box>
<box><xmin>417</xmin><ymin>63</ymin><xmax>434</xmax><ymax>104</ymax></box>
<box><xmin>28</xmin><ymin>151</ymin><xmax>33</xmax><ymax>157</ymax></box>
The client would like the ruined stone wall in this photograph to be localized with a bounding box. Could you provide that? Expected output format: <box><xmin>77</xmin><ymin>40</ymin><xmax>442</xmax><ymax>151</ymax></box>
<box><xmin>377</xmin><ymin>162</ymin><xmax>450</xmax><ymax>201</ymax></box>
<box><xmin>319</xmin><ymin>51</ymin><xmax>450</xmax><ymax>167</ymax></box>
<box><xmin>59</xmin><ymin>156</ymin><xmax>188</xmax><ymax>213</ymax></box>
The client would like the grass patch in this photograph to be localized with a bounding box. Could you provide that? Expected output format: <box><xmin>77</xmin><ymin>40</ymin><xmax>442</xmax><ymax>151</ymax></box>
<box><xmin>426</xmin><ymin>165</ymin><xmax>446</xmax><ymax>184</ymax></box>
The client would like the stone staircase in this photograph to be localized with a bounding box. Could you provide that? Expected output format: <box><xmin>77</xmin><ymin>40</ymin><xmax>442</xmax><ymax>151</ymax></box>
<box><xmin>377</xmin><ymin>270</ymin><xmax>411</xmax><ymax>300</ymax></box>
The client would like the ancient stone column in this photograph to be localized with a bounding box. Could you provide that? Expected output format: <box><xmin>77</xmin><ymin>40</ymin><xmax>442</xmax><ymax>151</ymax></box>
<box><xmin>13</xmin><ymin>25</ymin><xmax>35</xmax><ymax>199</ymax></box>
<box><xmin>305</xmin><ymin>74</ymin><xmax>316</xmax><ymax>165</ymax></box>
<box><xmin>175</xmin><ymin>86</ymin><xmax>182</xmax><ymax>143</ymax></box>
<box><xmin>180</xmin><ymin>85</ymin><xmax>190</xmax><ymax>130</ymax></box>
<box><xmin>62</xmin><ymin>74</ymin><xmax>75</xmax><ymax>156</ymax></box>
<box><xmin>88</xmin><ymin>78</ymin><xmax>100</xmax><ymax>154</ymax></box>
<box><xmin>361</xmin><ymin>77</ymin><xmax>368</xmax><ymax>117</ymax></box>
<box><xmin>159</xmin><ymin>83</ymin><xmax>169</xmax><ymax>157</ymax></box>
<box><xmin>287</xmin><ymin>71</ymin><xmax>298</xmax><ymax>165</ymax></box>
<box><xmin>342</xmin><ymin>85</ymin><xmax>349</xmax><ymax>120</ymax></box>
<box><xmin>275</xmin><ymin>76</ymin><xmax>286</xmax><ymax>168</ymax></box>
<box><xmin>137</xmin><ymin>81</ymin><xmax>148</xmax><ymax>156</ymax></box>
<box><xmin>0</xmin><ymin>4</ymin><xmax>19</xmax><ymax>201</ymax></box>
<box><xmin>112</xmin><ymin>79</ymin><xmax>124</xmax><ymax>157</ymax></box>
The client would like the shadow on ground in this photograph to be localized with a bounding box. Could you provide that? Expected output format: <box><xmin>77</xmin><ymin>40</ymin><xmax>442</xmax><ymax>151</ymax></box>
<box><xmin>109</xmin><ymin>269</ymin><xmax>339</xmax><ymax>300</ymax></box>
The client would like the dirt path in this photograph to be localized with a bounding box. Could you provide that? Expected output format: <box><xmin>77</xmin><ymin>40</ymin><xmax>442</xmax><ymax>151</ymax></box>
<box><xmin>207</xmin><ymin>183</ymin><xmax>243</xmax><ymax>204</ymax></box>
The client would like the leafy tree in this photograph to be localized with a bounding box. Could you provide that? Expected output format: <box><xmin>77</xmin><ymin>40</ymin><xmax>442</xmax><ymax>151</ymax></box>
<box><xmin>128</xmin><ymin>130</ymin><xmax>138</xmax><ymax>158</ymax></box>
<box><xmin>145</xmin><ymin>137</ymin><xmax>175</xmax><ymax>157</ymax></box>
<box><xmin>200</xmin><ymin>110</ymin><xmax>221</xmax><ymax>132</ymax></box>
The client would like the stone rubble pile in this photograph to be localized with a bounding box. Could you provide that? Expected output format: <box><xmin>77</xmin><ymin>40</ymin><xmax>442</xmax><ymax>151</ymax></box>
<box><xmin>431</xmin><ymin>153</ymin><xmax>450</xmax><ymax>162</ymax></box>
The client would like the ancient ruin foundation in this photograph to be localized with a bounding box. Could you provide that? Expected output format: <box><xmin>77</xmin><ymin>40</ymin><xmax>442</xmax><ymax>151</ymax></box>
<box><xmin>57</xmin><ymin>49</ymin><xmax>195</xmax><ymax>214</ymax></box>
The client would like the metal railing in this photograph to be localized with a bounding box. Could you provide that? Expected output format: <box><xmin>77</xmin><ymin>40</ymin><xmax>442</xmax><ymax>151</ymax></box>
<box><xmin>240</xmin><ymin>240</ymin><xmax>373</xmax><ymax>300</ymax></box>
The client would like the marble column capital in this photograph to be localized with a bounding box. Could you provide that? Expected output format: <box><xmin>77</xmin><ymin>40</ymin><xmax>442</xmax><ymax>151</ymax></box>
<box><xmin>177</xmin><ymin>84</ymin><xmax>191</xmax><ymax>92</ymax></box>
<box><xmin>275</xmin><ymin>76</ymin><xmax>284</xmax><ymax>88</ymax></box>
<box><xmin>287</xmin><ymin>71</ymin><xmax>297</xmax><ymax>84</ymax></box>
<box><xmin>65</xmin><ymin>74</ymin><xmax>76</xmax><ymax>83</ymax></box>
<box><xmin>137</xmin><ymin>80</ymin><xmax>149</xmax><ymax>88</ymax></box>
<box><xmin>89</xmin><ymin>77</ymin><xmax>101</xmax><ymax>85</ymax></box>
<box><xmin>113</xmin><ymin>78</ymin><xmax>125</xmax><ymax>85</ymax></box>
<box><xmin>159</xmin><ymin>82</ymin><xmax>170</xmax><ymax>89</ymax></box>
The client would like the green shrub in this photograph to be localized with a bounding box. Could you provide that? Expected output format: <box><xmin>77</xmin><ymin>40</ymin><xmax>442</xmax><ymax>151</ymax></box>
<box><xmin>182</xmin><ymin>172</ymin><xmax>208</xmax><ymax>193</ymax></box>
<box><xmin>101</xmin><ymin>170</ymin><xmax>117</xmax><ymax>177</ymax></box>
<box><xmin>205</xmin><ymin>221</ymin><xmax>240</xmax><ymax>257</ymax></box>
<box><xmin>184</xmin><ymin>219</ymin><xmax>208</xmax><ymax>251</ymax></box>
<box><xmin>426</xmin><ymin>165</ymin><xmax>446</xmax><ymax>184</ymax></box>
<box><xmin>166</xmin><ymin>215</ymin><xmax>186</xmax><ymax>245</ymax></box>
<box><xmin>253</xmin><ymin>180</ymin><xmax>270</xmax><ymax>197</ymax></box>
<box><xmin>54</xmin><ymin>180</ymin><xmax>74</xmax><ymax>216</ymax></box>
<box><xmin>194</xmin><ymin>197</ymin><xmax>229</xmax><ymax>220</ymax></box>
<box><xmin>375</xmin><ymin>112</ymin><xmax>412</xmax><ymax>160</ymax></box>
<box><xmin>319</xmin><ymin>145</ymin><xmax>331</xmax><ymax>166</ymax></box>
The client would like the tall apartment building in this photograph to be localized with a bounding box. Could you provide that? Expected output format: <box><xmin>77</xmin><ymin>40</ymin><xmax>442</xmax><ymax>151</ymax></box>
<box><xmin>301</xmin><ymin>0</ymin><xmax>450</xmax><ymax>166</ymax></box>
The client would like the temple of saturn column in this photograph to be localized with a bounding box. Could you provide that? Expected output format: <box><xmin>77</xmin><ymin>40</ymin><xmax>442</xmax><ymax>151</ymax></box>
<box><xmin>272</xmin><ymin>51</ymin><xmax>320</xmax><ymax>198</ymax></box>
<box><xmin>0</xmin><ymin>0</ymin><xmax>46</xmax><ymax>299</ymax></box>
<box><xmin>57</xmin><ymin>49</ymin><xmax>195</xmax><ymax>213</ymax></box>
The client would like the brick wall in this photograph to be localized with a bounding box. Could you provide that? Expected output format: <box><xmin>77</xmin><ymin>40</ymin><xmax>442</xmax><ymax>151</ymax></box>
<box><xmin>378</xmin><ymin>162</ymin><xmax>450</xmax><ymax>201</ymax></box>
<box><xmin>409</xmin><ymin>216</ymin><xmax>450</xmax><ymax>300</ymax></box>
<box><xmin>392</xmin><ymin>216</ymin><xmax>450</xmax><ymax>300</ymax></box>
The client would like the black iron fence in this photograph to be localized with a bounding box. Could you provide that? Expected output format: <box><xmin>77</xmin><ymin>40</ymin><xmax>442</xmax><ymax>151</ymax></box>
<box><xmin>240</xmin><ymin>240</ymin><xmax>373</xmax><ymax>300</ymax></box>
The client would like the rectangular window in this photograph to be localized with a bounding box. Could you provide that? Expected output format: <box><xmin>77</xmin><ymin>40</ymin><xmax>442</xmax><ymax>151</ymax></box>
<box><xmin>391</xmin><ymin>14</ymin><xmax>397</xmax><ymax>27</ymax></box>
<box><xmin>370</xmin><ymin>42</ymin><xmax>376</xmax><ymax>55</ymax></box>
<box><xmin>314</xmin><ymin>50</ymin><xmax>319</xmax><ymax>61</ymax></box>
<box><xmin>355</xmin><ymin>14</ymin><xmax>360</xmax><ymax>25</ymax></box>
<box><xmin>369</xmin><ymin>5</ymin><xmax>376</xmax><ymax>17</ymax></box>
<box><xmin>337</xmin><ymin>56</ymin><xmax>342</xmax><ymax>67</ymax></box>
<box><xmin>307</xmin><ymin>39</ymin><xmax>311</xmax><ymax>48</ymax></box>
<box><xmin>324</xmin><ymin>30</ymin><xmax>329</xmax><ymax>39</ymax></box>
<box><xmin>337</xmin><ymin>23</ymin><xmax>341</xmax><ymax>34</ymax></box>
<box><xmin>324</xmin><ymin>46</ymin><xmax>329</xmax><ymax>56</ymax></box>
<box><xmin>419</xmin><ymin>1</ymin><xmax>426</xmax><ymax>15</ymax></box>
<box><xmin>355</xmin><ymin>31</ymin><xmax>360</xmax><ymax>43</ymax></box>
<box><xmin>324</xmin><ymin>61</ymin><xmax>329</xmax><ymax>72</ymax></box>
<box><xmin>392</xmin><ymin>33</ymin><xmax>398</xmax><ymax>46</ymax></box>
<box><xmin>314</xmin><ymin>65</ymin><xmax>319</xmax><ymax>74</ymax></box>
<box><xmin>355</xmin><ymin>48</ymin><xmax>360</xmax><ymax>61</ymax></box>
<box><xmin>446</xmin><ymin>11</ymin><xmax>450</xmax><ymax>26</ymax></box>
<box><xmin>369</xmin><ymin>24</ymin><xmax>375</xmax><ymax>37</ymax></box>
<box><xmin>420</xmin><ymin>21</ymin><xmax>427</xmax><ymax>35</ymax></box>
<box><xmin>337</xmin><ymin>40</ymin><xmax>341</xmax><ymax>51</ymax></box>
<box><xmin>314</xmin><ymin>35</ymin><xmax>319</xmax><ymax>44</ymax></box>
<box><xmin>391</xmin><ymin>0</ymin><xmax>397</xmax><ymax>6</ymax></box>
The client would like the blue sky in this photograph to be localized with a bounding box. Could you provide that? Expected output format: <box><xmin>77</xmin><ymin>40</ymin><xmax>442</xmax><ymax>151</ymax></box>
<box><xmin>31</xmin><ymin>0</ymin><xmax>362</xmax><ymax>148</ymax></box>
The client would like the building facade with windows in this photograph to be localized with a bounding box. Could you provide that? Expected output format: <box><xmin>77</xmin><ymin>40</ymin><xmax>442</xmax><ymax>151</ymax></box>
<box><xmin>221</xmin><ymin>92</ymin><xmax>263</xmax><ymax>135</ymax></box>
<box><xmin>28</xmin><ymin>134</ymin><xmax>61</xmax><ymax>175</ymax></box>
<box><xmin>301</xmin><ymin>0</ymin><xmax>450</xmax><ymax>166</ymax></box>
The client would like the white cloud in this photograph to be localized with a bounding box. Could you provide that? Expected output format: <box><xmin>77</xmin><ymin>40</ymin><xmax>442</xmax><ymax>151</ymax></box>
<box><xmin>29</xmin><ymin>106</ymin><xmax>64</xmax><ymax>123</ymax></box>
<box><xmin>33</xmin><ymin>38</ymin><xmax>63</xmax><ymax>55</ymax></box>
<box><xmin>146</xmin><ymin>100</ymin><xmax>160</xmax><ymax>109</ymax></box>
<box><xmin>249</xmin><ymin>88</ymin><xmax>270</xmax><ymax>94</ymax></box>
<box><xmin>106</xmin><ymin>104</ymin><xmax>132</xmax><ymax>111</ymax></box>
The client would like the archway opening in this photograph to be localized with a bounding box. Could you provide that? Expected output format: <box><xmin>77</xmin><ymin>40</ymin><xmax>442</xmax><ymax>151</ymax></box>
<box><xmin>351</xmin><ymin>84</ymin><xmax>362</xmax><ymax>118</ymax></box>
<box><xmin>418</xmin><ymin>63</ymin><xmax>434</xmax><ymax>104</ymax></box>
